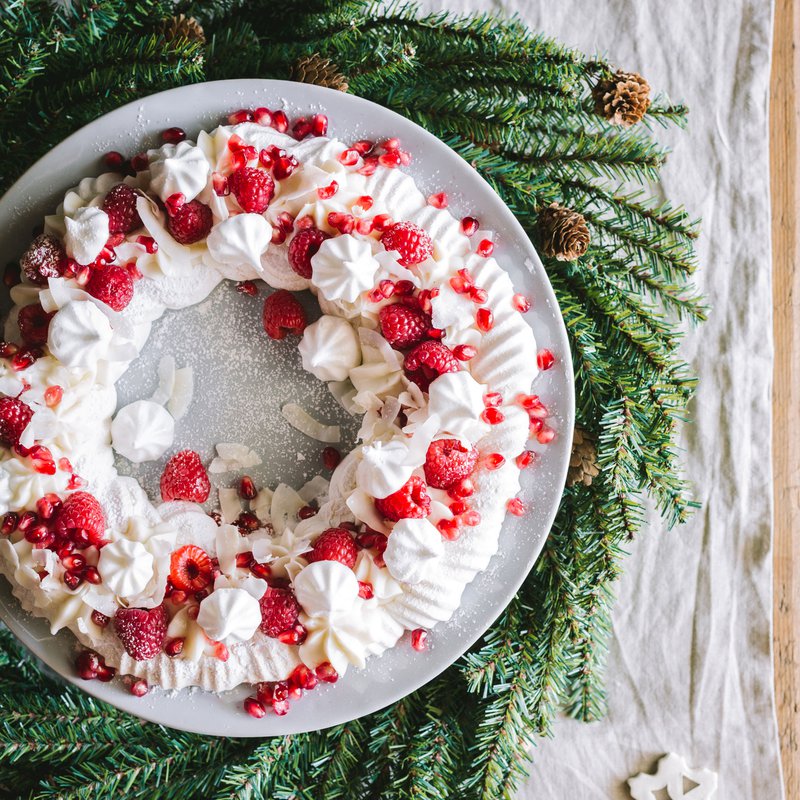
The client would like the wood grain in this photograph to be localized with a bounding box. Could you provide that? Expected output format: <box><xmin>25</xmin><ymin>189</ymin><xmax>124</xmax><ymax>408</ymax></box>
<box><xmin>772</xmin><ymin>0</ymin><xmax>800</xmax><ymax>796</ymax></box>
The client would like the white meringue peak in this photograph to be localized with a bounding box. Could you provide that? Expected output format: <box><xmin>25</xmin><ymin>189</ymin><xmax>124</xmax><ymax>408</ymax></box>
<box><xmin>148</xmin><ymin>141</ymin><xmax>210</xmax><ymax>203</ymax></box>
<box><xmin>197</xmin><ymin>587</ymin><xmax>262</xmax><ymax>644</ymax></box>
<box><xmin>111</xmin><ymin>400</ymin><xmax>175</xmax><ymax>463</ymax></box>
<box><xmin>97</xmin><ymin>538</ymin><xmax>155</xmax><ymax>598</ymax></box>
<box><xmin>206</xmin><ymin>213</ymin><xmax>272</xmax><ymax>276</ymax></box>
<box><xmin>310</xmin><ymin>234</ymin><xmax>380</xmax><ymax>303</ymax></box>
<box><xmin>64</xmin><ymin>206</ymin><xmax>109</xmax><ymax>265</ymax></box>
<box><xmin>298</xmin><ymin>315</ymin><xmax>362</xmax><ymax>382</ymax></box>
<box><xmin>383</xmin><ymin>518</ymin><xmax>444</xmax><ymax>585</ymax></box>
<box><xmin>294</xmin><ymin>560</ymin><xmax>359</xmax><ymax>616</ymax></box>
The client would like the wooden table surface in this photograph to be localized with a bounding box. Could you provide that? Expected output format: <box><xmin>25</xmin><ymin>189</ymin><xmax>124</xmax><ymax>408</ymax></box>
<box><xmin>772</xmin><ymin>0</ymin><xmax>799</xmax><ymax>796</ymax></box>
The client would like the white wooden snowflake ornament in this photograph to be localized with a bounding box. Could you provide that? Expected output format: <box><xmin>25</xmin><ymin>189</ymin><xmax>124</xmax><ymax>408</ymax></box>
<box><xmin>628</xmin><ymin>753</ymin><xmax>718</xmax><ymax>800</ymax></box>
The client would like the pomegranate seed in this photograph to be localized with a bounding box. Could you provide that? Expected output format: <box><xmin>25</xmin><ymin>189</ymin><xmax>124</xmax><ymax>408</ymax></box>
<box><xmin>352</xmin><ymin>140</ymin><xmax>374</xmax><ymax>155</ymax></box>
<box><xmin>272</xmin><ymin>699</ymin><xmax>290</xmax><ymax>716</ymax></box>
<box><xmin>84</xmin><ymin>566</ymin><xmax>102</xmax><ymax>585</ymax></box>
<box><xmin>25</xmin><ymin>524</ymin><xmax>50</xmax><ymax>544</ymax></box>
<box><xmin>17</xmin><ymin>511</ymin><xmax>37</xmax><ymax>532</ymax></box>
<box><xmin>169</xmin><ymin>589</ymin><xmax>188</xmax><ymax>604</ymax></box>
<box><xmin>469</xmin><ymin>287</ymin><xmax>489</xmax><ymax>305</ymax></box>
<box><xmin>237</xmin><ymin>511</ymin><xmax>260</xmax><ymax>532</ymax></box>
<box><xmin>358</xmin><ymin>581</ymin><xmax>374</xmax><ymax>599</ymax></box>
<box><xmin>1</xmin><ymin>512</ymin><xmax>18</xmax><ymax>534</ymax></box>
<box><xmin>126</xmin><ymin>678</ymin><xmax>148</xmax><ymax>697</ymax></box>
<box><xmin>253</xmin><ymin>107</ymin><xmax>273</xmax><ymax>126</ymax></box>
<box><xmin>378</xmin><ymin>151</ymin><xmax>402</xmax><ymax>168</ymax></box>
<box><xmin>448</xmin><ymin>478</ymin><xmax>475</xmax><ymax>499</ymax></box>
<box><xmin>136</xmin><ymin>236</ymin><xmax>158</xmax><ymax>254</ymax></box>
<box><xmin>437</xmin><ymin>518</ymin><xmax>461</xmax><ymax>540</ymax></box>
<box><xmin>398</xmin><ymin>150</ymin><xmax>412</xmax><ymax>166</ymax></box>
<box><xmin>507</xmin><ymin>498</ymin><xmax>526</xmax><ymax>516</ymax></box>
<box><xmin>273</xmin><ymin>156</ymin><xmax>298</xmax><ymax>180</ymax></box>
<box><xmin>91</xmin><ymin>610</ymin><xmax>109</xmax><ymax>628</ymax></box>
<box><xmin>103</xmin><ymin>151</ymin><xmax>126</xmax><ymax>170</ymax></box>
<box><xmin>235</xmin><ymin>552</ymin><xmax>254</xmax><ymax>569</ymax></box>
<box><xmin>276</xmin><ymin>212</ymin><xmax>294</xmax><ymax>233</ymax></box>
<box><xmin>512</xmin><ymin>294</ymin><xmax>531</xmax><ymax>312</ymax></box>
<box><xmin>295</xmin><ymin>215</ymin><xmax>314</xmax><ymax>231</ymax></box>
<box><xmin>130</xmin><ymin>152</ymin><xmax>149</xmax><ymax>172</ymax></box>
<box><xmin>211</xmin><ymin>172</ymin><xmax>229</xmax><ymax>197</ymax></box>
<box><xmin>451</xmin><ymin>344</ymin><xmax>476</xmax><ymax>361</ymax></box>
<box><xmin>44</xmin><ymin>385</ymin><xmax>63</xmax><ymax>407</ymax></box>
<box><xmin>328</xmin><ymin>212</ymin><xmax>354</xmax><ymax>234</ymax></box>
<box><xmin>291</xmin><ymin>664</ymin><xmax>318</xmax><ymax>691</ymax></box>
<box><xmin>477</xmin><ymin>239</ymin><xmax>494</xmax><ymax>257</ymax></box>
<box><xmin>311</xmin><ymin>114</ymin><xmax>328</xmax><ymax>136</ymax></box>
<box><xmin>61</xmin><ymin>553</ymin><xmax>86</xmax><ymax>571</ymax></box>
<box><xmin>76</xmin><ymin>650</ymin><xmax>100</xmax><ymax>680</ymax></box>
<box><xmin>298</xmin><ymin>505</ymin><xmax>317</xmax><ymax>520</ymax></box>
<box><xmin>537</xmin><ymin>426</ymin><xmax>555</xmax><ymax>445</ymax></box>
<box><xmin>337</xmin><ymin>148</ymin><xmax>360</xmax><ymax>167</ymax></box>
<box><xmin>256</xmin><ymin>682</ymin><xmax>276</xmax><ymax>703</ymax></box>
<box><xmin>162</xmin><ymin>127</ymin><xmax>186</xmax><ymax>144</ymax></box>
<box><xmin>228</xmin><ymin>109</ymin><xmax>253</xmax><ymax>124</ymax></box>
<box><xmin>382</xmin><ymin>137</ymin><xmax>400</xmax><ymax>151</ymax></box>
<box><xmin>411</xmin><ymin>629</ymin><xmax>429</xmax><ymax>651</ymax></box>
<box><xmin>277</xmin><ymin>625</ymin><xmax>303</xmax><ymax>645</ymax></box>
<box><xmin>29</xmin><ymin>445</ymin><xmax>56</xmax><ymax>475</ymax></box>
<box><xmin>450</xmin><ymin>274</ymin><xmax>470</xmax><ymax>294</ymax></box>
<box><xmin>11</xmin><ymin>347</ymin><xmax>40</xmax><ymax>371</ymax></box>
<box><xmin>483</xmin><ymin>392</ymin><xmax>503</xmax><ymax>407</ymax></box>
<box><xmin>375</xmin><ymin>280</ymin><xmax>395</xmax><ymax>299</ymax></box>
<box><xmin>165</xmin><ymin>192</ymin><xmax>186</xmax><ymax>216</ymax></box>
<box><xmin>271</xmin><ymin>228</ymin><xmax>287</xmax><ymax>245</ymax></box>
<box><xmin>460</xmin><ymin>216</ymin><xmax>479</xmax><ymax>236</ymax></box>
<box><xmin>315</xmin><ymin>662</ymin><xmax>339</xmax><ymax>683</ymax></box>
<box><xmin>317</xmin><ymin>180</ymin><xmax>338</xmax><ymax>200</ymax></box>
<box><xmin>239</xmin><ymin>476</ymin><xmax>257</xmax><ymax>499</ymax></box>
<box><xmin>449</xmin><ymin>500</ymin><xmax>468</xmax><ymax>515</ymax></box>
<box><xmin>0</xmin><ymin>341</ymin><xmax>18</xmax><ymax>358</ymax></box>
<box><xmin>427</xmin><ymin>192</ymin><xmax>448</xmax><ymax>209</ymax></box>
<box><xmin>63</xmin><ymin>570</ymin><xmax>83</xmax><ymax>590</ymax></box>
<box><xmin>96</xmin><ymin>663</ymin><xmax>116</xmax><ymax>682</ymax></box>
<box><xmin>485</xmin><ymin>453</ymin><xmax>505</xmax><ymax>470</ymax></box>
<box><xmin>244</xmin><ymin>697</ymin><xmax>266</xmax><ymax>718</ymax></box>
<box><xmin>358</xmin><ymin>156</ymin><xmax>379</xmax><ymax>176</ymax></box>
<box><xmin>372</xmin><ymin>213</ymin><xmax>393</xmax><ymax>232</ymax></box>
<box><xmin>236</xmin><ymin>280</ymin><xmax>258</xmax><ymax>297</ymax></box>
<box><xmin>516</xmin><ymin>450</ymin><xmax>536</xmax><ymax>469</ymax></box>
<box><xmin>292</xmin><ymin>117</ymin><xmax>313</xmax><ymax>140</ymax></box>
<box><xmin>354</xmin><ymin>195</ymin><xmax>374</xmax><ymax>212</ymax></box>
<box><xmin>75</xmin><ymin>266</ymin><xmax>91</xmax><ymax>286</ymax></box>
<box><xmin>36</xmin><ymin>493</ymin><xmax>60</xmax><ymax>519</ymax></box>
<box><xmin>165</xmin><ymin>638</ymin><xmax>185</xmax><ymax>657</ymax></box>
<box><xmin>476</xmin><ymin>308</ymin><xmax>494</xmax><ymax>332</ymax></box>
<box><xmin>481</xmin><ymin>407</ymin><xmax>505</xmax><ymax>425</ymax></box>
<box><xmin>536</xmin><ymin>349</ymin><xmax>555</xmax><ymax>370</ymax></box>
<box><xmin>462</xmin><ymin>509</ymin><xmax>481</xmax><ymax>527</ymax></box>
<box><xmin>4</xmin><ymin>262</ymin><xmax>20</xmax><ymax>288</ymax></box>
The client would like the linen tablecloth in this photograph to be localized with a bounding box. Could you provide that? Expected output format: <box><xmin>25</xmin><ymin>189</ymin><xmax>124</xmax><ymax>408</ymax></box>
<box><xmin>420</xmin><ymin>1</ymin><xmax>782</xmax><ymax>796</ymax></box>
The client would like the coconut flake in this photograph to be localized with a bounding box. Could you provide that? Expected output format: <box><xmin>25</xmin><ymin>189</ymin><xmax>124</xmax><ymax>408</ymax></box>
<box><xmin>218</xmin><ymin>487</ymin><xmax>242</xmax><ymax>524</ymax></box>
<box><xmin>358</xmin><ymin>327</ymin><xmax>403</xmax><ymax>370</ymax></box>
<box><xmin>299</xmin><ymin>475</ymin><xmax>330</xmax><ymax>504</ymax></box>
<box><xmin>151</xmin><ymin>356</ymin><xmax>176</xmax><ymax>406</ymax></box>
<box><xmin>209</xmin><ymin>442</ymin><xmax>262</xmax><ymax>474</ymax></box>
<box><xmin>281</xmin><ymin>403</ymin><xmax>341</xmax><ymax>443</ymax></box>
<box><xmin>251</xmin><ymin>488</ymin><xmax>274</xmax><ymax>522</ymax></box>
<box><xmin>270</xmin><ymin>483</ymin><xmax>305</xmax><ymax>534</ymax></box>
<box><xmin>168</xmin><ymin>367</ymin><xmax>194</xmax><ymax>420</ymax></box>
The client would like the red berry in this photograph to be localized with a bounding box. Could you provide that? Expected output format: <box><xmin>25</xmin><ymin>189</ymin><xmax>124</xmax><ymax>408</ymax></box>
<box><xmin>322</xmin><ymin>446</ymin><xmax>341</xmax><ymax>470</ymax></box>
<box><xmin>374</xmin><ymin>475</ymin><xmax>431</xmax><ymax>521</ymax></box>
<box><xmin>130</xmin><ymin>679</ymin><xmax>149</xmax><ymax>697</ymax></box>
<box><xmin>102</xmin><ymin>184</ymin><xmax>142</xmax><ymax>234</ymax></box>
<box><xmin>307</xmin><ymin>528</ymin><xmax>357</xmax><ymax>568</ymax></box>
<box><xmin>259</xmin><ymin>586</ymin><xmax>300</xmax><ymax>637</ymax></box>
<box><xmin>103</xmin><ymin>151</ymin><xmax>125</xmax><ymax>170</ymax></box>
<box><xmin>380</xmin><ymin>221</ymin><xmax>433</xmax><ymax>267</ymax></box>
<box><xmin>484</xmin><ymin>453</ymin><xmax>505</xmax><ymax>471</ymax></box>
<box><xmin>76</xmin><ymin>650</ymin><xmax>100</xmax><ymax>680</ymax></box>
<box><xmin>453</xmin><ymin>344</ymin><xmax>477</xmax><ymax>361</ymax></box>
<box><xmin>423</xmin><ymin>438</ymin><xmax>478</xmax><ymax>489</ymax></box>
<box><xmin>378</xmin><ymin>303</ymin><xmax>432</xmax><ymax>350</ymax></box>
<box><xmin>17</xmin><ymin>303</ymin><xmax>55</xmax><ymax>346</ymax></box>
<box><xmin>507</xmin><ymin>498</ymin><xmax>526</xmax><ymax>516</ymax></box>
<box><xmin>161</xmin><ymin>127</ymin><xmax>186</xmax><ymax>144</ymax></box>
<box><xmin>239</xmin><ymin>475</ymin><xmax>257</xmax><ymax>499</ymax></box>
<box><xmin>20</xmin><ymin>234</ymin><xmax>67</xmax><ymax>285</ymax></box>
<box><xmin>160</xmin><ymin>450</ymin><xmax>210</xmax><ymax>502</ymax></box>
<box><xmin>236</xmin><ymin>280</ymin><xmax>258</xmax><ymax>297</ymax></box>
<box><xmin>85</xmin><ymin>264</ymin><xmax>135</xmax><ymax>311</ymax></box>
<box><xmin>460</xmin><ymin>216</ymin><xmax>479</xmax><ymax>236</ymax></box>
<box><xmin>287</xmin><ymin>228</ymin><xmax>330</xmax><ymax>279</ymax></box>
<box><xmin>476</xmin><ymin>308</ymin><xmax>494</xmax><ymax>332</ymax></box>
<box><xmin>262</xmin><ymin>290</ymin><xmax>307</xmax><ymax>339</ymax></box>
<box><xmin>53</xmin><ymin>491</ymin><xmax>106</xmax><ymax>548</ymax></box>
<box><xmin>114</xmin><ymin>605</ymin><xmax>168</xmax><ymax>661</ymax></box>
<box><xmin>403</xmin><ymin>341</ymin><xmax>460</xmax><ymax>392</ymax></box>
<box><xmin>244</xmin><ymin>697</ymin><xmax>267</xmax><ymax>718</ymax></box>
<box><xmin>477</xmin><ymin>239</ymin><xmax>494</xmax><ymax>257</ymax></box>
<box><xmin>228</xmin><ymin>167</ymin><xmax>275</xmax><ymax>214</ymax></box>
<box><xmin>512</xmin><ymin>294</ymin><xmax>531</xmax><ymax>313</ymax></box>
<box><xmin>536</xmin><ymin>348</ymin><xmax>555</xmax><ymax>370</ymax></box>
<box><xmin>481</xmin><ymin>407</ymin><xmax>505</xmax><ymax>425</ymax></box>
<box><xmin>315</xmin><ymin>662</ymin><xmax>338</xmax><ymax>683</ymax></box>
<box><xmin>169</xmin><ymin>544</ymin><xmax>213</xmax><ymax>592</ymax></box>
<box><xmin>167</xmin><ymin>200</ymin><xmax>213</xmax><ymax>244</ymax></box>
<box><xmin>411</xmin><ymin>628</ymin><xmax>428</xmax><ymax>651</ymax></box>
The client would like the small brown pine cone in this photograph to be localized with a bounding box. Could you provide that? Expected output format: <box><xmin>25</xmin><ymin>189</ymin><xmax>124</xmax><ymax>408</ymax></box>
<box><xmin>291</xmin><ymin>54</ymin><xmax>350</xmax><ymax>93</ymax></box>
<box><xmin>160</xmin><ymin>14</ymin><xmax>205</xmax><ymax>44</ymax></box>
<box><xmin>537</xmin><ymin>203</ymin><xmax>590</xmax><ymax>261</ymax></box>
<box><xmin>592</xmin><ymin>70</ymin><xmax>651</xmax><ymax>128</ymax></box>
<box><xmin>567</xmin><ymin>427</ymin><xmax>600</xmax><ymax>487</ymax></box>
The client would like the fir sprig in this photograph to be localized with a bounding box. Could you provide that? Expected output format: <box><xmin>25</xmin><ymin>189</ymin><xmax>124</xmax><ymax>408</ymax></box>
<box><xmin>0</xmin><ymin>1</ymin><xmax>701</xmax><ymax>798</ymax></box>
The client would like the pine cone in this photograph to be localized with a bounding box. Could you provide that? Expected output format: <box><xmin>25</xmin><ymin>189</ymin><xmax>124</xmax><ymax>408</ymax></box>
<box><xmin>567</xmin><ymin>427</ymin><xmax>600</xmax><ymax>487</ymax></box>
<box><xmin>160</xmin><ymin>14</ymin><xmax>205</xmax><ymax>44</ymax></box>
<box><xmin>291</xmin><ymin>54</ymin><xmax>349</xmax><ymax>93</ymax></box>
<box><xmin>537</xmin><ymin>203</ymin><xmax>590</xmax><ymax>261</ymax></box>
<box><xmin>592</xmin><ymin>70</ymin><xmax>651</xmax><ymax>128</ymax></box>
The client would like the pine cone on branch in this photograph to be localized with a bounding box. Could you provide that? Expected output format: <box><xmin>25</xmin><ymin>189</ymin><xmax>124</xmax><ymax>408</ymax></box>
<box><xmin>567</xmin><ymin>427</ymin><xmax>600</xmax><ymax>487</ymax></box>
<box><xmin>291</xmin><ymin>54</ymin><xmax>349</xmax><ymax>93</ymax></box>
<box><xmin>592</xmin><ymin>70</ymin><xmax>651</xmax><ymax>128</ymax></box>
<box><xmin>159</xmin><ymin>15</ymin><xmax>205</xmax><ymax>44</ymax></box>
<box><xmin>537</xmin><ymin>203</ymin><xmax>590</xmax><ymax>261</ymax></box>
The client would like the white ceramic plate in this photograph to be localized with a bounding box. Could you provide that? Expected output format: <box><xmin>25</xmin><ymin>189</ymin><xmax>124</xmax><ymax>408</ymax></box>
<box><xmin>0</xmin><ymin>80</ymin><xmax>574</xmax><ymax>736</ymax></box>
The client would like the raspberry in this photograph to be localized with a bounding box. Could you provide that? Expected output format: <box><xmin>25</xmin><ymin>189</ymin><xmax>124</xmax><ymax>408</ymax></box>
<box><xmin>375</xmin><ymin>475</ymin><xmax>431</xmax><ymax>521</ymax></box>
<box><xmin>102</xmin><ymin>184</ymin><xmax>142</xmax><ymax>234</ymax></box>
<box><xmin>403</xmin><ymin>341</ymin><xmax>460</xmax><ymax>392</ymax></box>
<box><xmin>259</xmin><ymin>587</ymin><xmax>300</xmax><ymax>637</ymax></box>
<box><xmin>380</xmin><ymin>222</ymin><xmax>433</xmax><ymax>267</ymax></box>
<box><xmin>17</xmin><ymin>303</ymin><xmax>55</xmax><ymax>346</ymax></box>
<box><xmin>228</xmin><ymin>167</ymin><xmax>275</xmax><ymax>214</ymax></box>
<box><xmin>378</xmin><ymin>303</ymin><xmax>431</xmax><ymax>350</ymax></box>
<box><xmin>288</xmin><ymin>228</ymin><xmax>330</xmax><ymax>278</ymax></box>
<box><xmin>169</xmin><ymin>544</ymin><xmax>213</xmax><ymax>592</ymax></box>
<box><xmin>0</xmin><ymin>397</ymin><xmax>33</xmax><ymax>447</ymax></box>
<box><xmin>160</xmin><ymin>450</ymin><xmax>211</xmax><ymax>502</ymax></box>
<box><xmin>262</xmin><ymin>290</ymin><xmax>307</xmax><ymax>339</ymax></box>
<box><xmin>424</xmin><ymin>438</ymin><xmax>479</xmax><ymax>489</ymax></box>
<box><xmin>307</xmin><ymin>528</ymin><xmax>357</xmax><ymax>568</ymax></box>
<box><xmin>53</xmin><ymin>491</ymin><xmax>107</xmax><ymax>548</ymax></box>
<box><xmin>167</xmin><ymin>199</ymin><xmax>213</xmax><ymax>244</ymax></box>
<box><xmin>114</xmin><ymin>605</ymin><xmax>168</xmax><ymax>661</ymax></box>
<box><xmin>20</xmin><ymin>234</ymin><xmax>67</xmax><ymax>285</ymax></box>
<box><xmin>85</xmin><ymin>264</ymin><xmax>134</xmax><ymax>311</ymax></box>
